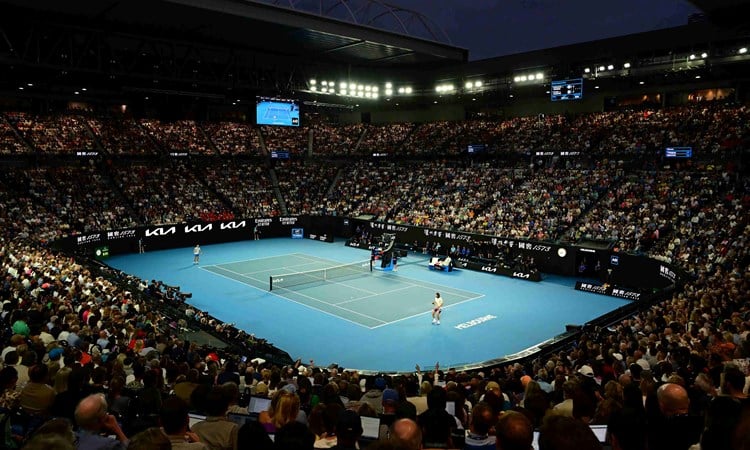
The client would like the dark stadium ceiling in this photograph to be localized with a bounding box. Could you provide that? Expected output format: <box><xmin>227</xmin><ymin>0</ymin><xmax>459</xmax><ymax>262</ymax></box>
<box><xmin>688</xmin><ymin>0</ymin><xmax>750</xmax><ymax>26</ymax></box>
<box><xmin>0</xmin><ymin>0</ymin><xmax>465</xmax><ymax>67</ymax></box>
<box><xmin>0</xmin><ymin>0</ymin><xmax>749</xmax><ymax>109</ymax></box>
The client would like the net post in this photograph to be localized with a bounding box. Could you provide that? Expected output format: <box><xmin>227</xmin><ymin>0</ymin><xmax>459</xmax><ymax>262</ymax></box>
<box><xmin>269</xmin><ymin>275</ymin><xmax>273</xmax><ymax>291</ymax></box>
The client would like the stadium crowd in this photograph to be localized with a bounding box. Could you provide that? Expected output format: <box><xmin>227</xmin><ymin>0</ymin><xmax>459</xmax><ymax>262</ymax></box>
<box><xmin>0</xmin><ymin>101</ymin><xmax>747</xmax><ymax>449</ymax></box>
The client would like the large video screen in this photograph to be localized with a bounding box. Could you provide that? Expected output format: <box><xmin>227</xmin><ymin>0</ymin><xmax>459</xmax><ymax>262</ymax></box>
<box><xmin>665</xmin><ymin>147</ymin><xmax>692</xmax><ymax>158</ymax></box>
<box><xmin>550</xmin><ymin>78</ymin><xmax>583</xmax><ymax>101</ymax></box>
<box><xmin>256</xmin><ymin>97</ymin><xmax>300</xmax><ymax>127</ymax></box>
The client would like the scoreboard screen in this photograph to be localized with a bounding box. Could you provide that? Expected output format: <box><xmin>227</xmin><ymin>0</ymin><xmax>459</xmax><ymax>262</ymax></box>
<box><xmin>256</xmin><ymin>97</ymin><xmax>300</xmax><ymax>127</ymax></box>
<box><xmin>665</xmin><ymin>147</ymin><xmax>692</xmax><ymax>158</ymax></box>
<box><xmin>550</xmin><ymin>78</ymin><xmax>583</xmax><ymax>101</ymax></box>
<box><xmin>467</xmin><ymin>144</ymin><xmax>487</xmax><ymax>154</ymax></box>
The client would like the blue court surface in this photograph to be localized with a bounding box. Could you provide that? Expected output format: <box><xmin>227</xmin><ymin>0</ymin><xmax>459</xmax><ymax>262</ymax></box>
<box><xmin>106</xmin><ymin>238</ymin><xmax>628</xmax><ymax>372</ymax></box>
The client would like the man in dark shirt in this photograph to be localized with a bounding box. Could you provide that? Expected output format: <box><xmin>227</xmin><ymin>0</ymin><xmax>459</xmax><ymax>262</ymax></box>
<box><xmin>647</xmin><ymin>383</ymin><xmax>703</xmax><ymax>450</ymax></box>
<box><xmin>417</xmin><ymin>386</ymin><xmax>456</xmax><ymax>448</ymax></box>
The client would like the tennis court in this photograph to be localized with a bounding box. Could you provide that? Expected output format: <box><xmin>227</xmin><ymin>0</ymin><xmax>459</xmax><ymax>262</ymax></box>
<box><xmin>106</xmin><ymin>238</ymin><xmax>629</xmax><ymax>371</ymax></box>
<box><xmin>201</xmin><ymin>253</ymin><xmax>483</xmax><ymax>329</ymax></box>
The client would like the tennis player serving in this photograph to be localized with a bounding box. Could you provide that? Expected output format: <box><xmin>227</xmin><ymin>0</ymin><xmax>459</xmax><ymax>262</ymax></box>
<box><xmin>432</xmin><ymin>292</ymin><xmax>443</xmax><ymax>325</ymax></box>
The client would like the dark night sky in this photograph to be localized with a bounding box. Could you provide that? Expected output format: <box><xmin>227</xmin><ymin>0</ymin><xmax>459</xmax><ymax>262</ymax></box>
<box><xmin>385</xmin><ymin>0</ymin><xmax>702</xmax><ymax>60</ymax></box>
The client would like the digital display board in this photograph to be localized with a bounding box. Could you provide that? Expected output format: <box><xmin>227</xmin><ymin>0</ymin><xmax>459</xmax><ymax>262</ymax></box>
<box><xmin>256</xmin><ymin>97</ymin><xmax>300</xmax><ymax>127</ymax></box>
<box><xmin>665</xmin><ymin>147</ymin><xmax>692</xmax><ymax>158</ymax></box>
<box><xmin>270</xmin><ymin>151</ymin><xmax>290</xmax><ymax>159</ymax></box>
<box><xmin>550</xmin><ymin>78</ymin><xmax>583</xmax><ymax>101</ymax></box>
<box><xmin>467</xmin><ymin>144</ymin><xmax>487</xmax><ymax>154</ymax></box>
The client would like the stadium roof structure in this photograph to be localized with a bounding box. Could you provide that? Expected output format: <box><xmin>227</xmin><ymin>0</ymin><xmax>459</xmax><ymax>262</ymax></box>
<box><xmin>0</xmin><ymin>0</ymin><xmax>466</xmax><ymax>68</ymax></box>
<box><xmin>0</xmin><ymin>0</ymin><xmax>468</xmax><ymax>103</ymax></box>
<box><xmin>0</xmin><ymin>0</ymin><xmax>748</xmax><ymax>108</ymax></box>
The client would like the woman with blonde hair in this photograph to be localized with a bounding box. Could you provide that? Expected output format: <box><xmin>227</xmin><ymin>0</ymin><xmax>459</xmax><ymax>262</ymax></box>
<box><xmin>259</xmin><ymin>388</ymin><xmax>300</xmax><ymax>433</ymax></box>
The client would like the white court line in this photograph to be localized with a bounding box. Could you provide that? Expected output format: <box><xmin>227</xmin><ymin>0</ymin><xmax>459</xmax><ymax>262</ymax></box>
<box><xmin>327</xmin><ymin>280</ymin><xmax>379</xmax><ymax>297</ymax></box>
<box><xmin>334</xmin><ymin>284</ymin><xmax>416</xmax><ymax>305</ymax></box>
<box><xmin>369</xmin><ymin>294</ymin><xmax>486</xmax><ymax>330</ymax></box>
<box><xmin>208</xmin><ymin>252</ymin><xmax>331</xmax><ymax>270</ymax></box>
<box><xmin>204</xmin><ymin>253</ymin><xmax>307</xmax><ymax>267</ymax></box>
<box><xmin>269</xmin><ymin>286</ymin><xmax>387</xmax><ymax>326</ymax></box>
<box><xmin>388</xmin><ymin>276</ymin><xmax>477</xmax><ymax>300</ymax></box>
<box><xmin>201</xmin><ymin>267</ymin><xmax>385</xmax><ymax>329</ymax></box>
<box><xmin>203</xmin><ymin>265</ymin><xmax>267</xmax><ymax>285</ymax></box>
<box><xmin>203</xmin><ymin>261</ymin><xmax>484</xmax><ymax>330</ymax></box>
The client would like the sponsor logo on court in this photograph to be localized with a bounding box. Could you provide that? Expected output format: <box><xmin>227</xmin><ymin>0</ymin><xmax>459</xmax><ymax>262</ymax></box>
<box><xmin>481</xmin><ymin>265</ymin><xmax>497</xmax><ymax>273</ymax></box>
<box><xmin>611</xmin><ymin>289</ymin><xmax>641</xmax><ymax>300</ymax></box>
<box><xmin>76</xmin><ymin>234</ymin><xmax>101</xmax><ymax>245</ymax></box>
<box><xmin>106</xmin><ymin>230</ymin><xmax>136</xmax><ymax>240</ymax></box>
<box><xmin>220</xmin><ymin>221</ymin><xmax>246</xmax><ymax>230</ymax></box>
<box><xmin>659</xmin><ymin>265</ymin><xmax>676</xmax><ymax>283</ymax></box>
<box><xmin>512</xmin><ymin>272</ymin><xmax>530</xmax><ymax>279</ymax></box>
<box><xmin>455</xmin><ymin>315</ymin><xmax>497</xmax><ymax>330</ymax></box>
<box><xmin>185</xmin><ymin>224</ymin><xmax>213</xmax><ymax>233</ymax></box>
<box><xmin>144</xmin><ymin>226</ymin><xmax>176</xmax><ymax>237</ymax></box>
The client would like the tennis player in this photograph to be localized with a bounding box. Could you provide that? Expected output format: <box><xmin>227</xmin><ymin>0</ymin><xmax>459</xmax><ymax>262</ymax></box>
<box><xmin>193</xmin><ymin>244</ymin><xmax>202</xmax><ymax>264</ymax></box>
<box><xmin>432</xmin><ymin>292</ymin><xmax>443</xmax><ymax>325</ymax></box>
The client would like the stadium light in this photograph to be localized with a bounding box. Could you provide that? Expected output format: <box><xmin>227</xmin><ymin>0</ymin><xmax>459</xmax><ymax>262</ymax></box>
<box><xmin>474</xmin><ymin>81</ymin><xmax>482</xmax><ymax>87</ymax></box>
<box><xmin>321</xmin><ymin>80</ymin><xmax>328</xmax><ymax>86</ymax></box>
<box><xmin>584</xmin><ymin>68</ymin><xmax>590</xmax><ymax>73</ymax></box>
<box><xmin>607</xmin><ymin>64</ymin><xmax>614</xmax><ymax>70</ymax></box>
<box><xmin>397</xmin><ymin>87</ymin><xmax>404</xmax><ymax>94</ymax></box>
<box><xmin>385</xmin><ymin>82</ymin><xmax>393</xmax><ymax>88</ymax></box>
<box><xmin>701</xmin><ymin>52</ymin><xmax>708</xmax><ymax>58</ymax></box>
<box><xmin>321</xmin><ymin>87</ymin><xmax>327</xmax><ymax>93</ymax></box>
<box><xmin>340</xmin><ymin>82</ymin><xmax>347</xmax><ymax>89</ymax></box>
<box><xmin>373</xmin><ymin>86</ymin><xmax>378</xmax><ymax>92</ymax></box>
<box><xmin>18</xmin><ymin>86</ymin><xmax>23</xmax><ymax>90</ymax></box>
<box><xmin>695</xmin><ymin>75</ymin><xmax>701</xmax><ymax>79</ymax></box>
<box><xmin>309</xmin><ymin>79</ymin><xmax>316</xmax><ymax>85</ymax></box>
<box><xmin>340</xmin><ymin>89</ymin><xmax>347</xmax><ymax>96</ymax></box>
<box><xmin>405</xmin><ymin>87</ymin><xmax>412</xmax><ymax>94</ymax></box>
<box><xmin>372</xmin><ymin>93</ymin><xmax>379</xmax><ymax>99</ymax></box>
<box><xmin>535</xmin><ymin>73</ymin><xmax>543</xmax><ymax>80</ymax></box>
<box><xmin>623</xmin><ymin>62</ymin><xmax>631</xmax><ymax>69</ymax></box>
<box><xmin>328</xmin><ymin>81</ymin><xmax>334</xmax><ymax>87</ymax></box>
<box><xmin>740</xmin><ymin>47</ymin><xmax>748</xmax><ymax>54</ymax></box>
<box><xmin>639</xmin><ymin>81</ymin><xmax>644</xmax><ymax>85</ymax></box>
<box><xmin>519</xmin><ymin>75</ymin><xmax>527</xmax><ymax>82</ymax></box>
<box><xmin>689</xmin><ymin>54</ymin><xmax>696</xmax><ymax>60</ymax></box>
<box><xmin>513</xmin><ymin>76</ymin><xmax>521</xmax><ymax>82</ymax></box>
<box><xmin>594</xmin><ymin>85</ymin><xmax>599</xmax><ymax>89</ymax></box>
<box><xmin>599</xmin><ymin>65</ymin><xmax>606</xmax><ymax>71</ymax></box>
<box><xmin>310</xmin><ymin>86</ymin><xmax>317</xmax><ymax>91</ymax></box>
<box><xmin>465</xmin><ymin>81</ymin><xmax>473</xmax><ymax>89</ymax></box>
<box><xmin>27</xmin><ymin>83</ymin><xmax>33</xmax><ymax>87</ymax></box>
<box><xmin>386</xmin><ymin>89</ymin><xmax>394</xmax><ymax>96</ymax></box>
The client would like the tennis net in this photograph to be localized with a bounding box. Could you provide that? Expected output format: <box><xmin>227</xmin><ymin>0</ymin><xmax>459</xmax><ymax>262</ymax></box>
<box><xmin>269</xmin><ymin>259</ymin><xmax>372</xmax><ymax>291</ymax></box>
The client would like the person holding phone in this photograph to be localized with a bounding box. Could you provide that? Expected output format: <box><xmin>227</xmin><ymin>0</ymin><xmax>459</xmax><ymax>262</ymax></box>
<box><xmin>74</xmin><ymin>394</ymin><xmax>130</xmax><ymax>449</ymax></box>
